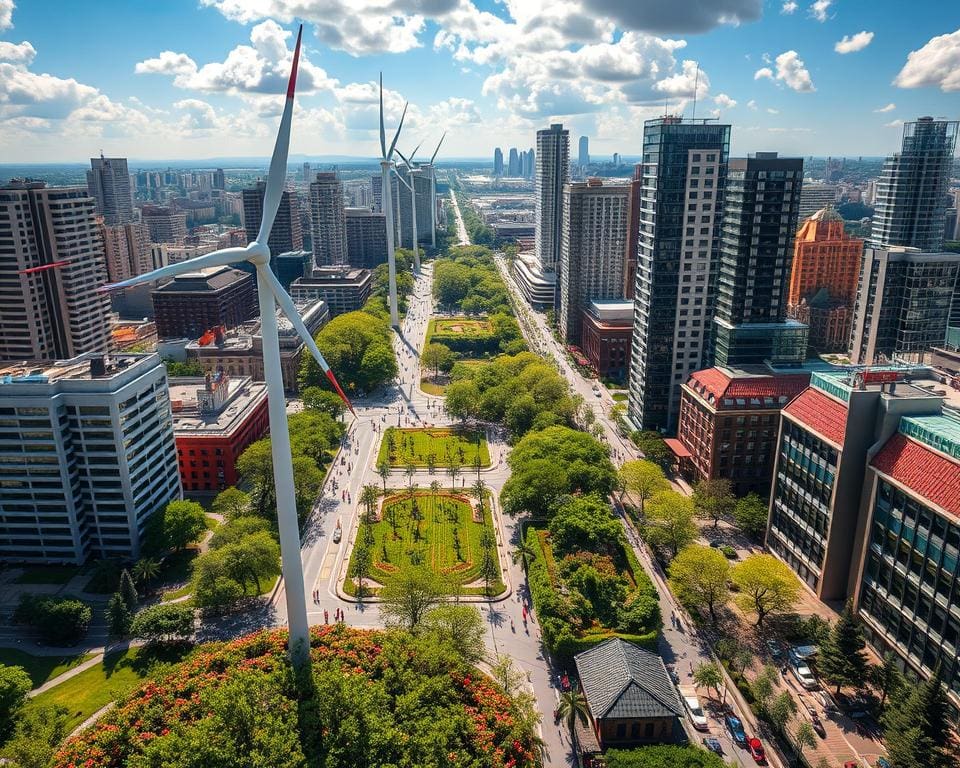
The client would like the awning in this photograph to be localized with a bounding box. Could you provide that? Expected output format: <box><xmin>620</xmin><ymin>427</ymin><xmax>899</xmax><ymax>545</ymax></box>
<box><xmin>664</xmin><ymin>438</ymin><xmax>691</xmax><ymax>458</ymax></box>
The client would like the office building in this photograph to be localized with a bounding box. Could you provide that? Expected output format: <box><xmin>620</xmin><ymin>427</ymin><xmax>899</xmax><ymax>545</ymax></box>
<box><xmin>170</xmin><ymin>373</ymin><xmax>269</xmax><ymax>493</ymax></box>
<box><xmin>345</xmin><ymin>207</ymin><xmax>388</xmax><ymax>268</ymax></box>
<box><xmin>535</xmin><ymin>124</ymin><xmax>570</xmax><ymax>286</ymax></box>
<box><xmin>290</xmin><ymin>266</ymin><xmax>372</xmax><ymax>316</ymax></box>
<box><xmin>787</xmin><ymin>208</ymin><xmax>864</xmax><ymax>353</ymax></box>
<box><xmin>86</xmin><ymin>155</ymin><xmax>133</xmax><ymax>225</ymax></box>
<box><xmin>371</xmin><ymin>173</ymin><xmax>383</xmax><ymax>213</ymax></box>
<box><xmin>308</xmin><ymin>172</ymin><xmax>347</xmax><ymax>267</ymax></box>
<box><xmin>578</xmin><ymin>136</ymin><xmax>590</xmax><ymax>167</ymax></box>
<box><xmin>849</xmin><ymin>247</ymin><xmax>960</xmax><ymax>365</ymax></box>
<box><xmin>766</xmin><ymin>366</ymin><xmax>960</xmax><ymax>708</ymax></box>
<box><xmin>508</xmin><ymin>148</ymin><xmax>520</xmax><ymax>177</ymax></box>
<box><xmin>494</xmin><ymin>148</ymin><xmax>504</xmax><ymax>176</ymax></box>
<box><xmin>675</xmin><ymin>367</ymin><xmax>809</xmax><ymax>496</ymax></box>
<box><xmin>0</xmin><ymin>354</ymin><xmax>180</xmax><ymax>564</ymax></box>
<box><xmin>580</xmin><ymin>300</ymin><xmax>633</xmax><ymax>382</ymax></box>
<box><xmin>559</xmin><ymin>179</ymin><xmax>630</xmax><ymax>343</ymax></box>
<box><xmin>142</xmin><ymin>205</ymin><xmax>187</xmax><ymax>244</ymax></box>
<box><xmin>627</xmin><ymin>117</ymin><xmax>731</xmax><ymax>432</ymax></box>
<box><xmin>100</xmin><ymin>221</ymin><xmax>152</xmax><ymax>284</ymax></box>
<box><xmin>212</xmin><ymin>168</ymin><xmax>225</xmax><ymax>190</ymax></box>
<box><xmin>871</xmin><ymin>117</ymin><xmax>958</xmax><ymax>252</ymax></box>
<box><xmin>242</xmin><ymin>181</ymin><xmax>303</xmax><ymax>254</ymax></box>
<box><xmin>152</xmin><ymin>265</ymin><xmax>257</xmax><ymax>340</ymax></box>
<box><xmin>0</xmin><ymin>181</ymin><xmax>112</xmax><ymax>362</ymax></box>
<box><xmin>797</xmin><ymin>183</ymin><xmax>838</xmax><ymax>221</ymax></box>
<box><xmin>712</xmin><ymin>153</ymin><xmax>807</xmax><ymax>368</ymax></box>
<box><xmin>623</xmin><ymin>165</ymin><xmax>642</xmax><ymax>300</ymax></box>
<box><xmin>302</xmin><ymin>162</ymin><xmax>311</xmax><ymax>181</ymax></box>
<box><xmin>525</xmin><ymin>148</ymin><xmax>536</xmax><ymax>179</ymax></box>
<box><xmin>396</xmin><ymin>164</ymin><xmax>433</xmax><ymax>249</ymax></box>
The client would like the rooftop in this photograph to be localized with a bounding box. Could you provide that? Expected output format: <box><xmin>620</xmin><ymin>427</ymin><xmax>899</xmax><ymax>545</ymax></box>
<box><xmin>154</xmin><ymin>265</ymin><xmax>250</xmax><ymax>292</ymax></box>
<box><xmin>871</xmin><ymin>432</ymin><xmax>960</xmax><ymax>518</ymax></box>
<box><xmin>783</xmin><ymin>387</ymin><xmax>848</xmax><ymax>447</ymax></box>
<box><xmin>0</xmin><ymin>353</ymin><xmax>157</xmax><ymax>386</ymax></box>
<box><xmin>686</xmin><ymin>367</ymin><xmax>810</xmax><ymax>409</ymax></box>
<box><xmin>170</xmin><ymin>375</ymin><xmax>267</xmax><ymax>437</ymax></box>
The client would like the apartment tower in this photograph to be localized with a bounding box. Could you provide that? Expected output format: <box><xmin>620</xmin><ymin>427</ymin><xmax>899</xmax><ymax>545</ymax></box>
<box><xmin>242</xmin><ymin>181</ymin><xmax>303</xmax><ymax>254</ymax></box>
<box><xmin>86</xmin><ymin>155</ymin><xmax>133</xmax><ymax>225</ymax></box>
<box><xmin>308</xmin><ymin>172</ymin><xmax>347</xmax><ymax>268</ymax></box>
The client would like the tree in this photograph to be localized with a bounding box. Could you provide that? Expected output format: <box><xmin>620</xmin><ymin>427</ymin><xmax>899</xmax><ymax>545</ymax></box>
<box><xmin>106</xmin><ymin>592</ymin><xmax>132</xmax><ymax>638</ymax></box>
<box><xmin>618</xmin><ymin>460</ymin><xmax>669</xmax><ymax>515</ymax></box>
<box><xmin>299</xmin><ymin>310</ymin><xmax>397</xmax><ymax>393</ymax></box>
<box><xmin>750</xmin><ymin>665</ymin><xmax>780</xmax><ymax>713</ymax></box>
<box><xmin>4</xmin><ymin>704</ymin><xmax>69</xmax><ymax>768</ymax></box>
<box><xmin>511</xmin><ymin>539</ymin><xmax>537</xmax><ymax>571</ymax></box>
<box><xmin>766</xmin><ymin>691</ymin><xmax>797</xmax><ymax>735</ymax></box>
<box><xmin>795</xmin><ymin>721</ymin><xmax>817</xmax><ymax>764</ymax></box>
<box><xmin>209</xmin><ymin>515</ymin><xmax>271</xmax><ymax>549</ymax></box>
<box><xmin>692</xmin><ymin>478</ymin><xmax>735</xmax><ymax>528</ymax></box>
<box><xmin>479</xmin><ymin>540</ymin><xmax>499</xmax><ymax>596</ymax></box>
<box><xmin>632</xmin><ymin>430</ymin><xmax>672</xmax><ymax>471</ymax></box>
<box><xmin>644</xmin><ymin>491</ymin><xmax>698</xmax><ymax>558</ymax></box>
<box><xmin>420</xmin><ymin>604</ymin><xmax>485</xmax><ymax>663</ymax></box>
<box><xmin>221</xmin><ymin>531</ymin><xmax>281</xmax><ymax>594</ymax></box>
<box><xmin>129</xmin><ymin>603</ymin><xmax>194</xmax><ymax>644</ymax></box>
<box><xmin>0</xmin><ymin>664</ymin><xmax>31</xmax><ymax>737</ymax></box>
<box><xmin>422</xmin><ymin>342</ymin><xmax>456</xmax><ymax>379</ymax></box>
<box><xmin>733</xmin><ymin>492</ymin><xmax>769</xmax><ymax>539</ymax></box>
<box><xmin>604</xmin><ymin>745</ymin><xmax>726</xmax><ymax>768</ymax></box>
<box><xmin>163</xmin><ymin>359</ymin><xmax>204</xmax><ymax>377</ymax></box>
<box><xmin>361</xmin><ymin>484</ymin><xmax>380</xmax><ymax>522</ymax></box>
<box><xmin>730</xmin><ymin>553</ymin><xmax>801</xmax><ymax>627</ymax></box>
<box><xmin>351</xmin><ymin>538</ymin><xmax>373</xmax><ymax>598</ymax></box>
<box><xmin>668</xmin><ymin>545</ymin><xmax>730</xmax><ymax>621</ymax></box>
<box><xmin>693</xmin><ymin>662</ymin><xmax>725</xmax><ymax>702</ymax></box>
<box><xmin>471</xmin><ymin>478</ymin><xmax>486</xmax><ymax>513</ymax></box>
<box><xmin>191</xmin><ymin>550</ymin><xmax>245</xmax><ymax>610</ymax></box>
<box><xmin>377</xmin><ymin>458</ymin><xmax>391</xmax><ymax>492</ymax></box>
<box><xmin>883</xmin><ymin>665</ymin><xmax>952</xmax><ymax>768</ymax></box>
<box><xmin>378</xmin><ymin>567</ymin><xmax>446</xmax><ymax>630</ymax></box>
<box><xmin>301</xmin><ymin>386</ymin><xmax>346</xmax><ymax>419</ymax></box>
<box><xmin>870</xmin><ymin>651</ymin><xmax>906</xmax><ymax>708</ymax></box>
<box><xmin>557</xmin><ymin>689</ymin><xmax>589</xmax><ymax>748</ymax></box>
<box><xmin>548</xmin><ymin>494</ymin><xmax>624</xmax><ymax>555</ymax></box>
<box><xmin>131</xmin><ymin>557</ymin><xmax>161</xmax><ymax>590</ymax></box>
<box><xmin>118</xmin><ymin>568</ymin><xmax>139</xmax><ymax>611</ymax></box>
<box><xmin>150</xmin><ymin>499</ymin><xmax>207</xmax><ymax>553</ymax></box>
<box><xmin>13</xmin><ymin>595</ymin><xmax>91</xmax><ymax>646</ymax></box>
<box><xmin>444</xmin><ymin>379</ymin><xmax>481</xmax><ymax>423</ymax></box>
<box><xmin>818</xmin><ymin>599</ymin><xmax>869</xmax><ymax>694</ymax></box>
<box><xmin>211</xmin><ymin>487</ymin><xmax>251</xmax><ymax>520</ymax></box>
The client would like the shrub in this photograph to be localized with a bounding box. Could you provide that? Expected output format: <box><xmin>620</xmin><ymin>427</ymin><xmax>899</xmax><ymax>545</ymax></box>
<box><xmin>13</xmin><ymin>595</ymin><xmax>92</xmax><ymax>646</ymax></box>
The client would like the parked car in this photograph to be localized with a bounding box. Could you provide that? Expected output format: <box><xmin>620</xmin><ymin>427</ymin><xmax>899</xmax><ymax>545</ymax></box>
<box><xmin>747</xmin><ymin>737</ymin><xmax>766</xmax><ymax>764</ymax></box>
<box><xmin>680</xmin><ymin>687</ymin><xmax>708</xmax><ymax>731</ymax></box>
<box><xmin>332</xmin><ymin>526</ymin><xmax>342</xmax><ymax>543</ymax></box>
<box><xmin>876</xmin><ymin>758</ymin><xmax>891</xmax><ymax>768</ymax></box>
<box><xmin>702</xmin><ymin>737</ymin><xmax>723</xmax><ymax>755</ymax></box>
<box><xmin>765</xmin><ymin>639</ymin><xmax>783</xmax><ymax>661</ymax></box>
<box><xmin>790</xmin><ymin>659</ymin><xmax>818</xmax><ymax>689</ymax></box>
<box><xmin>724</xmin><ymin>713</ymin><xmax>747</xmax><ymax>747</ymax></box>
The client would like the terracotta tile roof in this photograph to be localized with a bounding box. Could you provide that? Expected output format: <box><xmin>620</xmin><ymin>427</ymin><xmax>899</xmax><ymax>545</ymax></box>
<box><xmin>871</xmin><ymin>433</ymin><xmax>960</xmax><ymax>518</ymax></box>
<box><xmin>686</xmin><ymin>368</ymin><xmax>810</xmax><ymax>407</ymax></box>
<box><xmin>783</xmin><ymin>387</ymin><xmax>847</xmax><ymax>446</ymax></box>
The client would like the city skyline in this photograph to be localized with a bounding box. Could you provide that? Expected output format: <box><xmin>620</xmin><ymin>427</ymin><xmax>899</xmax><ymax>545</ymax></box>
<box><xmin>0</xmin><ymin>0</ymin><xmax>958</xmax><ymax>162</ymax></box>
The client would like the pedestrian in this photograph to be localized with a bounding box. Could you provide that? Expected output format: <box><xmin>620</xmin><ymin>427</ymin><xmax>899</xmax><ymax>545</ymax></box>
<box><xmin>324</xmin><ymin>609</ymin><xmax>329</xmax><ymax>623</ymax></box>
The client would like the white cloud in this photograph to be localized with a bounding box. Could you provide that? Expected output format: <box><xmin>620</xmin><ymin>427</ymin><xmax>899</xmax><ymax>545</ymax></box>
<box><xmin>772</xmin><ymin>50</ymin><xmax>815</xmax><ymax>92</ymax></box>
<box><xmin>713</xmin><ymin>92</ymin><xmax>737</xmax><ymax>108</ymax></box>
<box><xmin>874</xmin><ymin>102</ymin><xmax>896</xmax><ymax>113</ymax></box>
<box><xmin>746</xmin><ymin>99</ymin><xmax>758</xmax><ymax>110</ymax></box>
<box><xmin>0</xmin><ymin>0</ymin><xmax>12</xmax><ymax>31</ymax></box>
<box><xmin>135</xmin><ymin>51</ymin><xmax>197</xmax><ymax>76</ymax></box>
<box><xmin>884</xmin><ymin>119</ymin><xmax>904</xmax><ymax>128</ymax></box>
<box><xmin>0</xmin><ymin>39</ymin><xmax>34</xmax><ymax>64</ymax></box>
<box><xmin>781</xmin><ymin>1</ymin><xmax>798</xmax><ymax>13</ymax></box>
<box><xmin>893</xmin><ymin>28</ymin><xmax>960</xmax><ymax>92</ymax></box>
<box><xmin>579</xmin><ymin>0</ymin><xmax>762</xmax><ymax>34</ymax></box>
<box><xmin>834</xmin><ymin>31</ymin><xmax>873</xmax><ymax>54</ymax></box>
<box><xmin>761</xmin><ymin>52</ymin><xmax>772</xmax><ymax>64</ymax></box>
<box><xmin>767</xmin><ymin>107</ymin><xmax>780</xmax><ymax>114</ymax></box>
<box><xmin>809</xmin><ymin>0</ymin><xmax>832</xmax><ymax>22</ymax></box>
<box><xmin>754</xmin><ymin>67</ymin><xmax>773</xmax><ymax>80</ymax></box>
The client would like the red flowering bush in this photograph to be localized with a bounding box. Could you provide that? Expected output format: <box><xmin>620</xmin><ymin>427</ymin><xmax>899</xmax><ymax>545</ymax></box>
<box><xmin>53</xmin><ymin>626</ymin><xmax>537</xmax><ymax>768</ymax></box>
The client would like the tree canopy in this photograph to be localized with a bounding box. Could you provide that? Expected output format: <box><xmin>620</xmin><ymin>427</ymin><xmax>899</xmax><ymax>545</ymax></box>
<box><xmin>643</xmin><ymin>491</ymin><xmax>698</xmax><ymax>559</ymax></box>
<box><xmin>669</xmin><ymin>544</ymin><xmax>731</xmax><ymax>621</ymax></box>
<box><xmin>730</xmin><ymin>553</ymin><xmax>801</xmax><ymax>627</ymax></box>
<box><xmin>299</xmin><ymin>310</ymin><xmax>397</xmax><ymax>394</ymax></box>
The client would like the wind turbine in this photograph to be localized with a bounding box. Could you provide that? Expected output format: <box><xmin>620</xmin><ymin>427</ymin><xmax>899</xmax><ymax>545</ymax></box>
<box><xmin>378</xmin><ymin>74</ymin><xmax>407</xmax><ymax>329</ymax></box>
<box><xmin>395</xmin><ymin>141</ymin><xmax>423</xmax><ymax>272</ymax></box>
<box><xmin>101</xmin><ymin>25</ymin><xmax>350</xmax><ymax>670</ymax></box>
<box><xmin>427</xmin><ymin>133</ymin><xmax>446</xmax><ymax>248</ymax></box>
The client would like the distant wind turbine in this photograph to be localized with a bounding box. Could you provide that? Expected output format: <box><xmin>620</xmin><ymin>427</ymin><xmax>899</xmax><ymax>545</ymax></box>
<box><xmin>102</xmin><ymin>25</ymin><xmax>351</xmax><ymax>670</ymax></box>
<box><xmin>395</xmin><ymin>141</ymin><xmax>423</xmax><ymax>272</ymax></box>
<box><xmin>378</xmin><ymin>74</ymin><xmax>407</xmax><ymax>328</ymax></box>
<box><xmin>427</xmin><ymin>133</ymin><xmax>445</xmax><ymax>248</ymax></box>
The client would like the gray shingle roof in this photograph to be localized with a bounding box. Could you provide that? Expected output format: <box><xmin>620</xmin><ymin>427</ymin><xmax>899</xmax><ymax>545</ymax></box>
<box><xmin>574</xmin><ymin>638</ymin><xmax>683</xmax><ymax>720</ymax></box>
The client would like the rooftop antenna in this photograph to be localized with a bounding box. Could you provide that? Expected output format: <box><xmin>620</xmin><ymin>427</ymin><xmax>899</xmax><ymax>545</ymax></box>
<box><xmin>691</xmin><ymin>63</ymin><xmax>700</xmax><ymax>121</ymax></box>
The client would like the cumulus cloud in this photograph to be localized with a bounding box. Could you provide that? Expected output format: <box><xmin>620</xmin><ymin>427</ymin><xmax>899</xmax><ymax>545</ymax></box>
<box><xmin>0</xmin><ymin>0</ymin><xmax>12</xmax><ymax>31</ymax></box>
<box><xmin>714</xmin><ymin>93</ymin><xmax>737</xmax><ymax>108</ymax></box>
<box><xmin>754</xmin><ymin>67</ymin><xmax>773</xmax><ymax>80</ymax></box>
<box><xmin>834</xmin><ymin>31</ymin><xmax>873</xmax><ymax>54</ymax></box>
<box><xmin>0</xmin><ymin>39</ymin><xmax>34</xmax><ymax>64</ymax></box>
<box><xmin>756</xmin><ymin>50</ymin><xmax>815</xmax><ymax>92</ymax></box>
<box><xmin>578</xmin><ymin>0</ymin><xmax>762</xmax><ymax>34</ymax></box>
<box><xmin>874</xmin><ymin>102</ymin><xmax>895</xmax><ymax>113</ymax></box>
<box><xmin>135</xmin><ymin>51</ymin><xmax>197</xmax><ymax>76</ymax></box>
<box><xmin>809</xmin><ymin>0</ymin><xmax>831</xmax><ymax>22</ymax></box>
<box><xmin>884</xmin><ymin>119</ymin><xmax>904</xmax><ymax>128</ymax></box>
<box><xmin>893</xmin><ymin>28</ymin><xmax>960</xmax><ymax>92</ymax></box>
<box><xmin>747</xmin><ymin>99</ymin><xmax>758</xmax><ymax>110</ymax></box>
<box><xmin>767</xmin><ymin>107</ymin><xmax>779</xmax><ymax>114</ymax></box>
<box><xmin>781</xmin><ymin>1</ymin><xmax>798</xmax><ymax>13</ymax></box>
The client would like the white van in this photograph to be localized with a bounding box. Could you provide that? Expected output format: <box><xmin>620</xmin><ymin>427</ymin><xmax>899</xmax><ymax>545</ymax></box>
<box><xmin>679</xmin><ymin>686</ymin><xmax>709</xmax><ymax>731</ymax></box>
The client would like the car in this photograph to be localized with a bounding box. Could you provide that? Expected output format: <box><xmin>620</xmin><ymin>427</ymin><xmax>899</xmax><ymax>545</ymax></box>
<box><xmin>724</xmin><ymin>713</ymin><xmax>747</xmax><ymax>746</ymax></box>
<box><xmin>791</xmin><ymin>660</ymin><xmax>819</xmax><ymax>690</ymax></box>
<box><xmin>765</xmin><ymin>639</ymin><xmax>783</xmax><ymax>661</ymax></box>
<box><xmin>702</xmin><ymin>737</ymin><xmax>723</xmax><ymax>755</ymax></box>
<box><xmin>876</xmin><ymin>758</ymin><xmax>891</xmax><ymax>768</ymax></box>
<box><xmin>709</xmin><ymin>539</ymin><xmax>723</xmax><ymax>548</ymax></box>
<box><xmin>747</xmin><ymin>737</ymin><xmax>766</xmax><ymax>764</ymax></box>
<box><xmin>332</xmin><ymin>526</ymin><xmax>342</xmax><ymax>543</ymax></box>
<box><xmin>681</xmin><ymin>691</ymin><xmax>709</xmax><ymax>731</ymax></box>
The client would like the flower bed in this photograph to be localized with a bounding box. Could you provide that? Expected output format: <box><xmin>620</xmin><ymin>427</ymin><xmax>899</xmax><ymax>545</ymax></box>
<box><xmin>54</xmin><ymin>626</ymin><xmax>537</xmax><ymax>768</ymax></box>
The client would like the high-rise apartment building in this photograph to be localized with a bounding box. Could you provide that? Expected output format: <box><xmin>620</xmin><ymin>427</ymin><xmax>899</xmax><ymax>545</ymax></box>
<box><xmin>242</xmin><ymin>181</ymin><xmax>303</xmax><ymax>254</ymax></box>
<box><xmin>212</xmin><ymin>168</ymin><xmax>226</xmax><ymax>190</ymax></box>
<box><xmin>0</xmin><ymin>180</ymin><xmax>112</xmax><ymax>362</ymax></box>
<box><xmin>396</xmin><ymin>165</ymin><xmax>432</xmax><ymax>249</ymax></box>
<box><xmin>627</xmin><ymin>117</ymin><xmax>730</xmax><ymax>431</ymax></box>
<box><xmin>371</xmin><ymin>173</ymin><xmax>383</xmax><ymax>213</ymax></box>
<box><xmin>578</xmin><ymin>136</ymin><xmax>590</xmax><ymax>167</ymax></box>
<box><xmin>871</xmin><ymin>117</ymin><xmax>958</xmax><ymax>253</ymax></box>
<box><xmin>100</xmin><ymin>221</ymin><xmax>152</xmax><ymax>284</ymax></box>
<box><xmin>623</xmin><ymin>164</ymin><xmax>642</xmax><ymax>300</ymax></box>
<box><xmin>86</xmin><ymin>155</ymin><xmax>133</xmax><ymax>225</ymax></box>
<box><xmin>508</xmin><ymin>148</ymin><xmax>520</xmax><ymax>176</ymax></box>
<box><xmin>849</xmin><ymin>247</ymin><xmax>960</xmax><ymax>365</ymax></box>
<box><xmin>712</xmin><ymin>153</ymin><xmax>806</xmax><ymax>367</ymax></box>
<box><xmin>797</xmin><ymin>182</ymin><xmax>838</xmax><ymax>221</ymax></box>
<box><xmin>494</xmin><ymin>148</ymin><xmax>504</xmax><ymax>176</ymax></box>
<box><xmin>786</xmin><ymin>208</ymin><xmax>864</xmax><ymax>353</ymax></box>
<box><xmin>558</xmin><ymin>179</ymin><xmax>629</xmax><ymax>343</ymax></box>
<box><xmin>152</xmin><ymin>266</ymin><xmax>258</xmax><ymax>340</ymax></box>
<box><xmin>0</xmin><ymin>354</ymin><xmax>181</xmax><ymax>564</ymax></box>
<box><xmin>535</xmin><ymin>124</ymin><xmax>570</xmax><ymax>278</ymax></box>
<box><xmin>308</xmin><ymin>172</ymin><xmax>347</xmax><ymax>267</ymax></box>
<box><xmin>525</xmin><ymin>148</ymin><xmax>536</xmax><ymax>179</ymax></box>
<box><xmin>142</xmin><ymin>205</ymin><xmax>187</xmax><ymax>244</ymax></box>
<box><xmin>345</xmin><ymin>207</ymin><xmax>388</xmax><ymax>268</ymax></box>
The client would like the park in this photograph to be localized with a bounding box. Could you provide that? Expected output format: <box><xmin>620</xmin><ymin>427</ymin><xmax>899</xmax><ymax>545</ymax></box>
<box><xmin>377</xmin><ymin>426</ymin><xmax>490</xmax><ymax>468</ymax></box>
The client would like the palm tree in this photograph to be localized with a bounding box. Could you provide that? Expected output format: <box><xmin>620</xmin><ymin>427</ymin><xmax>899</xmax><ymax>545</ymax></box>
<box><xmin>361</xmin><ymin>484</ymin><xmax>379</xmax><ymax>523</ymax></box>
<box><xmin>511</xmin><ymin>539</ymin><xmax>536</xmax><ymax>571</ymax></box>
<box><xmin>377</xmin><ymin>458</ymin><xmax>391</xmax><ymax>493</ymax></box>
<box><xmin>557</xmin><ymin>689</ymin><xmax>589</xmax><ymax>752</ymax></box>
<box><xmin>132</xmin><ymin>557</ymin><xmax>161</xmax><ymax>591</ymax></box>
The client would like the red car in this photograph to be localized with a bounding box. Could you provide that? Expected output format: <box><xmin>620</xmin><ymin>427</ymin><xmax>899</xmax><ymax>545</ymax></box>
<box><xmin>747</xmin><ymin>737</ymin><xmax>766</xmax><ymax>764</ymax></box>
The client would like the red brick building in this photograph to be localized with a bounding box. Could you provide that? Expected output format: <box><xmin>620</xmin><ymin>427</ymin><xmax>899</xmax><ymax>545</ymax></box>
<box><xmin>580</xmin><ymin>300</ymin><xmax>633</xmax><ymax>382</ymax></box>
<box><xmin>170</xmin><ymin>373</ymin><xmax>269</xmax><ymax>493</ymax></box>
<box><xmin>675</xmin><ymin>367</ymin><xmax>809</xmax><ymax>496</ymax></box>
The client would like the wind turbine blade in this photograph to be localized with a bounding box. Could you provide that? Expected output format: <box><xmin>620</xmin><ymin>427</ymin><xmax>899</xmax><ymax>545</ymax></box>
<box><xmin>394</xmin><ymin>172</ymin><xmax>412</xmax><ymax>192</ymax></box>
<box><xmin>379</xmin><ymin>72</ymin><xmax>387</xmax><ymax>159</ymax></box>
<box><xmin>256</xmin><ymin>24</ymin><xmax>303</xmax><ymax>245</ymax></box>
<box><xmin>386</xmin><ymin>101</ymin><xmax>408</xmax><ymax>160</ymax></box>
<box><xmin>260</xmin><ymin>267</ymin><xmax>356</xmax><ymax>416</ymax></box>
<box><xmin>99</xmin><ymin>246</ymin><xmax>250</xmax><ymax>292</ymax></box>
<box><xmin>409</xmin><ymin>140</ymin><xmax>423</xmax><ymax>162</ymax></box>
<box><xmin>395</xmin><ymin>147</ymin><xmax>413</xmax><ymax>171</ymax></box>
<box><xmin>430</xmin><ymin>132</ymin><xmax>446</xmax><ymax>164</ymax></box>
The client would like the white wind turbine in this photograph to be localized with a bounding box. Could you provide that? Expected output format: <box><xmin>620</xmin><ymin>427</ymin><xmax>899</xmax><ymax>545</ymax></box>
<box><xmin>394</xmin><ymin>141</ymin><xmax>423</xmax><ymax>273</ymax></box>
<box><xmin>426</xmin><ymin>133</ymin><xmax>445</xmax><ymax>249</ymax></box>
<box><xmin>102</xmin><ymin>26</ymin><xmax>351</xmax><ymax>669</ymax></box>
<box><xmin>377</xmin><ymin>74</ymin><xmax>407</xmax><ymax>329</ymax></box>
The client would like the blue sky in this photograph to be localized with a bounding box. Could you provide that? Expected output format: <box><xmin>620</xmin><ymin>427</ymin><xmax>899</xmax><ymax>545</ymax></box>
<box><xmin>1</xmin><ymin>0</ymin><xmax>958</xmax><ymax>162</ymax></box>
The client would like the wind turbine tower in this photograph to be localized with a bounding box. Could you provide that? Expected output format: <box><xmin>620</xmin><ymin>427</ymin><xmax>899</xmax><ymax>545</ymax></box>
<box><xmin>378</xmin><ymin>74</ymin><xmax>407</xmax><ymax>329</ymax></box>
<box><xmin>428</xmin><ymin>133</ymin><xmax>445</xmax><ymax>248</ymax></box>
<box><xmin>395</xmin><ymin>142</ymin><xmax>423</xmax><ymax>272</ymax></box>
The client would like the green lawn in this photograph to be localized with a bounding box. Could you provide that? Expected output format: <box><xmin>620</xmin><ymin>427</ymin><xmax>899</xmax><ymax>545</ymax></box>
<box><xmin>345</xmin><ymin>491</ymin><xmax>504</xmax><ymax>596</ymax></box>
<box><xmin>419</xmin><ymin>377</ymin><xmax>446</xmax><ymax>396</ymax></box>
<box><xmin>377</xmin><ymin>427</ymin><xmax>490</xmax><ymax>468</ymax></box>
<box><xmin>28</xmin><ymin>645</ymin><xmax>192</xmax><ymax>732</ymax></box>
<box><xmin>0</xmin><ymin>648</ymin><xmax>96</xmax><ymax>689</ymax></box>
<box><xmin>432</xmin><ymin>318</ymin><xmax>492</xmax><ymax>334</ymax></box>
<box><xmin>13</xmin><ymin>566</ymin><xmax>79</xmax><ymax>585</ymax></box>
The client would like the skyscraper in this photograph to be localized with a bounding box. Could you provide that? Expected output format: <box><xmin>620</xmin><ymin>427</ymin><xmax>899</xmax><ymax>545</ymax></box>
<box><xmin>627</xmin><ymin>117</ymin><xmax>730</xmax><ymax>432</ymax></box>
<box><xmin>100</xmin><ymin>221</ymin><xmax>152</xmax><ymax>284</ymax></box>
<box><xmin>396</xmin><ymin>164</ymin><xmax>432</xmax><ymax>249</ymax></box>
<box><xmin>141</xmin><ymin>205</ymin><xmax>187</xmax><ymax>244</ymax></box>
<box><xmin>535</xmin><ymin>123</ymin><xmax>570</xmax><ymax>278</ymax></box>
<box><xmin>0</xmin><ymin>180</ymin><xmax>112</xmax><ymax>361</ymax></box>
<box><xmin>242</xmin><ymin>181</ymin><xmax>303</xmax><ymax>255</ymax></box>
<box><xmin>871</xmin><ymin>117</ymin><xmax>959</xmax><ymax>252</ymax></box>
<box><xmin>712</xmin><ymin>152</ymin><xmax>807</xmax><ymax>367</ymax></box>
<box><xmin>86</xmin><ymin>155</ymin><xmax>133</xmax><ymax>225</ymax></box>
<box><xmin>494</xmin><ymin>147</ymin><xmax>504</xmax><ymax>176</ymax></box>
<box><xmin>578</xmin><ymin>136</ymin><xmax>590</xmax><ymax>167</ymax></box>
<box><xmin>212</xmin><ymin>168</ymin><xmax>226</xmax><ymax>190</ymax></box>
<box><xmin>309</xmin><ymin>172</ymin><xmax>347</xmax><ymax>267</ymax></box>
<box><xmin>526</xmin><ymin>148</ymin><xmax>535</xmax><ymax>179</ymax></box>
<box><xmin>508</xmin><ymin>148</ymin><xmax>520</xmax><ymax>176</ymax></box>
<box><xmin>558</xmin><ymin>179</ymin><xmax>629</xmax><ymax>343</ymax></box>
